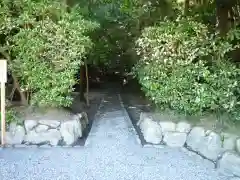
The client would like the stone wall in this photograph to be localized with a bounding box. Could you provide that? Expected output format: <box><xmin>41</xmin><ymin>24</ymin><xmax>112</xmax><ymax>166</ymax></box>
<box><xmin>138</xmin><ymin>112</ymin><xmax>240</xmax><ymax>178</ymax></box>
<box><xmin>1</xmin><ymin>108</ymin><xmax>89</xmax><ymax>147</ymax></box>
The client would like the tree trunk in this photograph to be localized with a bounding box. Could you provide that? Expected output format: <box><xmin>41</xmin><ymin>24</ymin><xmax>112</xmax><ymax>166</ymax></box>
<box><xmin>85</xmin><ymin>60</ymin><xmax>90</xmax><ymax>107</ymax></box>
<box><xmin>0</xmin><ymin>49</ymin><xmax>28</xmax><ymax>105</ymax></box>
<box><xmin>184</xmin><ymin>0</ymin><xmax>190</xmax><ymax>15</ymax></box>
<box><xmin>12</xmin><ymin>74</ymin><xmax>28</xmax><ymax>106</ymax></box>
<box><xmin>216</xmin><ymin>4</ymin><xmax>230</xmax><ymax>35</ymax></box>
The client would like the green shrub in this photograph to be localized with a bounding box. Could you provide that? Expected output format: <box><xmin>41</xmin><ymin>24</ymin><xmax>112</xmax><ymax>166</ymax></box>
<box><xmin>0</xmin><ymin>0</ymin><xmax>99</xmax><ymax>107</ymax></box>
<box><xmin>0</xmin><ymin>109</ymin><xmax>18</xmax><ymax>125</ymax></box>
<box><xmin>134</xmin><ymin>17</ymin><xmax>240</xmax><ymax>120</ymax></box>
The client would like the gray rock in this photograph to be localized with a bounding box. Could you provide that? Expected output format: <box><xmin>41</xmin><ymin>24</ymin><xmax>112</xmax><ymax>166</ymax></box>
<box><xmin>217</xmin><ymin>151</ymin><xmax>240</xmax><ymax>177</ymax></box>
<box><xmin>5</xmin><ymin>123</ymin><xmax>25</xmax><ymax>144</ymax></box>
<box><xmin>60</xmin><ymin>115</ymin><xmax>83</xmax><ymax>145</ymax></box>
<box><xmin>38</xmin><ymin>120</ymin><xmax>61</xmax><ymax>128</ymax></box>
<box><xmin>138</xmin><ymin>116</ymin><xmax>162</xmax><ymax>144</ymax></box>
<box><xmin>176</xmin><ymin>121</ymin><xmax>191</xmax><ymax>133</ymax></box>
<box><xmin>187</xmin><ymin>127</ymin><xmax>222</xmax><ymax>161</ymax></box>
<box><xmin>24</xmin><ymin>120</ymin><xmax>38</xmax><ymax>132</ymax></box>
<box><xmin>236</xmin><ymin>138</ymin><xmax>240</xmax><ymax>153</ymax></box>
<box><xmin>222</xmin><ymin>134</ymin><xmax>237</xmax><ymax>151</ymax></box>
<box><xmin>186</xmin><ymin>126</ymin><xmax>206</xmax><ymax>152</ymax></box>
<box><xmin>199</xmin><ymin>131</ymin><xmax>222</xmax><ymax>161</ymax></box>
<box><xmin>159</xmin><ymin>121</ymin><xmax>176</xmax><ymax>134</ymax></box>
<box><xmin>137</xmin><ymin>112</ymin><xmax>150</xmax><ymax>126</ymax></box>
<box><xmin>35</xmin><ymin>124</ymin><xmax>49</xmax><ymax>133</ymax></box>
<box><xmin>24</xmin><ymin>129</ymin><xmax>61</xmax><ymax>146</ymax></box>
<box><xmin>163</xmin><ymin>132</ymin><xmax>187</xmax><ymax>147</ymax></box>
<box><xmin>78</xmin><ymin>112</ymin><xmax>88</xmax><ymax>130</ymax></box>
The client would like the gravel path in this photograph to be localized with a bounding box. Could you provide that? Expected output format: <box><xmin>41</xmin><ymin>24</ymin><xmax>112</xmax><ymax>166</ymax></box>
<box><xmin>0</xmin><ymin>94</ymin><xmax>229</xmax><ymax>180</ymax></box>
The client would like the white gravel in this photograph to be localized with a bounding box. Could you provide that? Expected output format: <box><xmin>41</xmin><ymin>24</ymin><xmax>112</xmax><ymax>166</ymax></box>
<box><xmin>0</xmin><ymin>94</ymin><xmax>229</xmax><ymax>180</ymax></box>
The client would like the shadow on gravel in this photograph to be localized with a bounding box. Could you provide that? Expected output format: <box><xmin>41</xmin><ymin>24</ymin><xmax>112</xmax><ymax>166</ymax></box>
<box><xmin>120</xmin><ymin>84</ymin><xmax>157</xmax><ymax>146</ymax></box>
<box><xmin>67</xmin><ymin>91</ymin><xmax>104</xmax><ymax>146</ymax></box>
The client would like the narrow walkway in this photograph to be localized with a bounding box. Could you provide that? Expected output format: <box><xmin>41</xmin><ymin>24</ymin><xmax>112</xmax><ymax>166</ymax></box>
<box><xmin>0</xmin><ymin>94</ymin><xmax>229</xmax><ymax>180</ymax></box>
<box><xmin>84</xmin><ymin>94</ymin><xmax>139</xmax><ymax>148</ymax></box>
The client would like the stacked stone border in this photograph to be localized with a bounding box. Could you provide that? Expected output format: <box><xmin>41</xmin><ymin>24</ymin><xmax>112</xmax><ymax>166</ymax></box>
<box><xmin>0</xmin><ymin>93</ymin><xmax>104</xmax><ymax>148</ymax></box>
<box><xmin>138</xmin><ymin>112</ymin><xmax>240</xmax><ymax>179</ymax></box>
<box><xmin>0</xmin><ymin>111</ymin><xmax>89</xmax><ymax>147</ymax></box>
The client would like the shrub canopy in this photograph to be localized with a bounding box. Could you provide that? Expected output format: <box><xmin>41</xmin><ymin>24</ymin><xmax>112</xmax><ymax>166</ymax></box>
<box><xmin>0</xmin><ymin>0</ymin><xmax>99</xmax><ymax>107</ymax></box>
<box><xmin>134</xmin><ymin>17</ymin><xmax>240</xmax><ymax>120</ymax></box>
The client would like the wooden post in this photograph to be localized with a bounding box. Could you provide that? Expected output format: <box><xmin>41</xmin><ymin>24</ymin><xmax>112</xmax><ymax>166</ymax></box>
<box><xmin>0</xmin><ymin>60</ymin><xmax>7</xmax><ymax>146</ymax></box>
<box><xmin>1</xmin><ymin>82</ymin><xmax>5</xmax><ymax>145</ymax></box>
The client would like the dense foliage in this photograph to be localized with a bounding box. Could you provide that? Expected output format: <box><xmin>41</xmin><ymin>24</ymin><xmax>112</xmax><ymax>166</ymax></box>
<box><xmin>77</xmin><ymin>0</ymin><xmax>175</xmax><ymax>72</ymax></box>
<box><xmin>134</xmin><ymin>15</ymin><xmax>240</xmax><ymax>121</ymax></box>
<box><xmin>0</xmin><ymin>0</ymin><xmax>98</xmax><ymax>107</ymax></box>
<box><xmin>1</xmin><ymin>0</ymin><xmax>240</xmax><ymax>123</ymax></box>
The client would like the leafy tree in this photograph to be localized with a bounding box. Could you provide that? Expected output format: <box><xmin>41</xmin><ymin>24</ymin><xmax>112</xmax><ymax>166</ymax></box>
<box><xmin>0</xmin><ymin>0</ymin><xmax>99</xmax><ymax>107</ymax></box>
<box><xmin>134</xmin><ymin>14</ymin><xmax>240</xmax><ymax>121</ymax></box>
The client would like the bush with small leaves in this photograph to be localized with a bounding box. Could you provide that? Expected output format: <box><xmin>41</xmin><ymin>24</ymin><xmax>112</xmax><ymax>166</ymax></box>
<box><xmin>0</xmin><ymin>0</ymin><xmax>99</xmax><ymax>107</ymax></box>
<box><xmin>0</xmin><ymin>109</ymin><xmax>19</xmax><ymax>126</ymax></box>
<box><xmin>134</xmin><ymin>17</ymin><xmax>240</xmax><ymax>121</ymax></box>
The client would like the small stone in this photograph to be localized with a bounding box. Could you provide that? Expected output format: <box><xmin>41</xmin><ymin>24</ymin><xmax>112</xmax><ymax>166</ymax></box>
<box><xmin>38</xmin><ymin>120</ymin><xmax>61</xmax><ymax>128</ymax></box>
<box><xmin>186</xmin><ymin>126</ymin><xmax>206</xmax><ymax>152</ymax></box>
<box><xmin>163</xmin><ymin>132</ymin><xmax>187</xmax><ymax>147</ymax></box>
<box><xmin>176</xmin><ymin>121</ymin><xmax>191</xmax><ymax>133</ymax></box>
<box><xmin>217</xmin><ymin>151</ymin><xmax>240</xmax><ymax>177</ymax></box>
<box><xmin>60</xmin><ymin>116</ymin><xmax>83</xmax><ymax>145</ymax></box>
<box><xmin>5</xmin><ymin>123</ymin><xmax>25</xmax><ymax>145</ymax></box>
<box><xmin>159</xmin><ymin>121</ymin><xmax>176</xmax><ymax>134</ymax></box>
<box><xmin>24</xmin><ymin>120</ymin><xmax>38</xmax><ymax>132</ymax></box>
<box><xmin>24</xmin><ymin>129</ymin><xmax>61</xmax><ymax>146</ymax></box>
<box><xmin>236</xmin><ymin>138</ymin><xmax>240</xmax><ymax>153</ymax></box>
<box><xmin>138</xmin><ymin>116</ymin><xmax>162</xmax><ymax>144</ymax></box>
<box><xmin>35</xmin><ymin>124</ymin><xmax>49</xmax><ymax>133</ymax></box>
